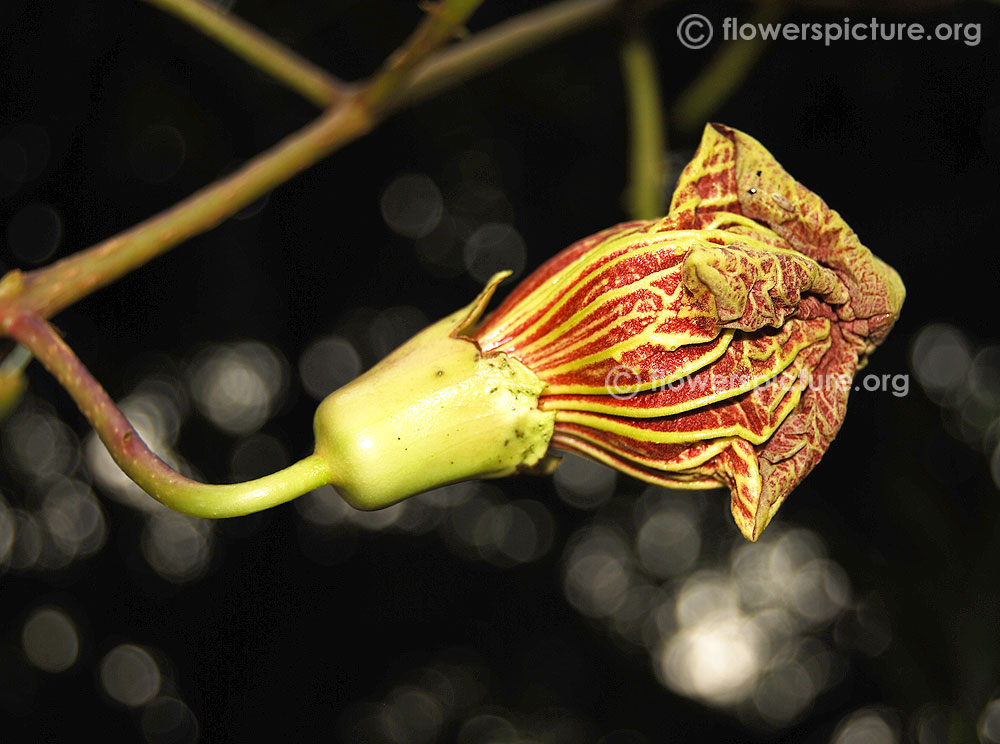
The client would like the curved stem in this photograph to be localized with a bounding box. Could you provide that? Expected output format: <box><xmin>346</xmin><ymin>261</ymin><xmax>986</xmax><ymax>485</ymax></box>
<box><xmin>141</xmin><ymin>0</ymin><xmax>349</xmax><ymax>108</ymax></box>
<box><xmin>7</xmin><ymin>314</ymin><xmax>331</xmax><ymax>517</ymax></box>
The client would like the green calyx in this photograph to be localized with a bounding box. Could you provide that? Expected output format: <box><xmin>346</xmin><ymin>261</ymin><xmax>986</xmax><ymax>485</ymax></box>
<box><xmin>312</xmin><ymin>273</ymin><xmax>557</xmax><ymax>511</ymax></box>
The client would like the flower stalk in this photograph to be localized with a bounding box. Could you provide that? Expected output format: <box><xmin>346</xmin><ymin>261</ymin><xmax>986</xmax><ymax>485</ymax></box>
<box><xmin>620</xmin><ymin>27</ymin><xmax>667</xmax><ymax>219</ymax></box>
<box><xmin>7</xmin><ymin>314</ymin><xmax>331</xmax><ymax>517</ymax></box>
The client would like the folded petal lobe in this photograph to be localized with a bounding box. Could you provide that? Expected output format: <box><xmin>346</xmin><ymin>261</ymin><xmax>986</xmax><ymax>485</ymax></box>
<box><xmin>468</xmin><ymin>123</ymin><xmax>903</xmax><ymax>540</ymax></box>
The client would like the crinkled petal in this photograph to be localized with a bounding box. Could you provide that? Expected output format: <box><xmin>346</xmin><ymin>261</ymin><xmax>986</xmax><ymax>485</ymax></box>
<box><xmin>473</xmin><ymin>123</ymin><xmax>904</xmax><ymax>541</ymax></box>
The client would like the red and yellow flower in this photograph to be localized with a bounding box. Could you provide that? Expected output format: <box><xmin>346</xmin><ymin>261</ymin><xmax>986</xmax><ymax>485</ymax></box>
<box><xmin>313</xmin><ymin>124</ymin><xmax>904</xmax><ymax>541</ymax></box>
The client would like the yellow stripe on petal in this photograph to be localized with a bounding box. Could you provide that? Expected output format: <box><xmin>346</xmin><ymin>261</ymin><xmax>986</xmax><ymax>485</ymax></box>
<box><xmin>466</xmin><ymin>123</ymin><xmax>903</xmax><ymax>542</ymax></box>
<box><xmin>554</xmin><ymin>426</ymin><xmax>735</xmax><ymax>472</ymax></box>
<box><xmin>553</xmin><ymin>375</ymin><xmax>804</xmax><ymax>447</ymax></box>
<box><xmin>542</xmin><ymin>318</ymin><xmax>830</xmax><ymax>416</ymax></box>
<box><xmin>551</xmin><ymin>433</ymin><xmax>723</xmax><ymax>491</ymax></box>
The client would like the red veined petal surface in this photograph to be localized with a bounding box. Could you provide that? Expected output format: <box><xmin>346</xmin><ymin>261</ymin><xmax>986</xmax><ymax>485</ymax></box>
<box><xmin>471</xmin><ymin>124</ymin><xmax>904</xmax><ymax>540</ymax></box>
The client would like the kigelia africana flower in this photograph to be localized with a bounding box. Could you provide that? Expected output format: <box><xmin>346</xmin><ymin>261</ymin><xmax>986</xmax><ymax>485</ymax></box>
<box><xmin>313</xmin><ymin>124</ymin><xmax>904</xmax><ymax>541</ymax></box>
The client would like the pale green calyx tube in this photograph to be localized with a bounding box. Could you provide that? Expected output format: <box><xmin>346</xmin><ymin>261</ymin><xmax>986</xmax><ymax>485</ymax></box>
<box><xmin>312</xmin><ymin>272</ymin><xmax>557</xmax><ymax>510</ymax></box>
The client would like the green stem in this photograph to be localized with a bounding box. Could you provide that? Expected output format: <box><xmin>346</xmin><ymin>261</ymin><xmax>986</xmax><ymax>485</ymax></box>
<box><xmin>620</xmin><ymin>27</ymin><xmax>666</xmax><ymax>219</ymax></box>
<box><xmin>7</xmin><ymin>314</ymin><xmax>330</xmax><ymax>517</ymax></box>
<box><xmin>141</xmin><ymin>0</ymin><xmax>349</xmax><ymax>108</ymax></box>
<box><xmin>359</xmin><ymin>0</ymin><xmax>485</xmax><ymax>111</ymax></box>
<box><xmin>671</xmin><ymin>0</ymin><xmax>786</xmax><ymax>135</ymax></box>
<box><xmin>399</xmin><ymin>0</ymin><xmax>621</xmax><ymax>109</ymax></box>
<box><xmin>11</xmin><ymin>102</ymin><xmax>373</xmax><ymax>323</ymax></box>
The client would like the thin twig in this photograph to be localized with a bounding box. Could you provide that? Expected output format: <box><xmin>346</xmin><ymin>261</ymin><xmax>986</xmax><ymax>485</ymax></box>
<box><xmin>141</xmin><ymin>0</ymin><xmax>349</xmax><ymax>107</ymax></box>
<box><xmin>360</xmin><ymin>0</ymin><xmax>485</xmax><ymax>110</ymax></box>
<box><xmin>8</xmin><ymin>102</ymin><xmax>371</xmax><ymax>323</ymax></box>
<box><xmin>620</xmin><ymin>27</ymin><xmax>666</xmax><ymax>219</ymax></box>
<box><xmin>399</xmin><ymin>0</ymin><xmax>621</xmax><ymax>108</ymax></box>
<box><xmin>0</xmin><ymin>0</ymin><xmax>676</xmax><ymax>515</ymax></box>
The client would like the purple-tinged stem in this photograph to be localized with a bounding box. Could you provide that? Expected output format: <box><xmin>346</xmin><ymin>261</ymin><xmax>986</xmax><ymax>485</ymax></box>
<box><xmin>8</xmin><ymin>314</ymin><xmax>330</xmax><ymax>517</ymax></box>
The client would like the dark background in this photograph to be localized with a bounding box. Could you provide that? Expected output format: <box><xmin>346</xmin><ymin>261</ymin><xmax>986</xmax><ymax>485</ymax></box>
<box><xmin>1</xmin><ymin>0</ymin><xmax>999</xmax><ymax>742</ymax></box>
